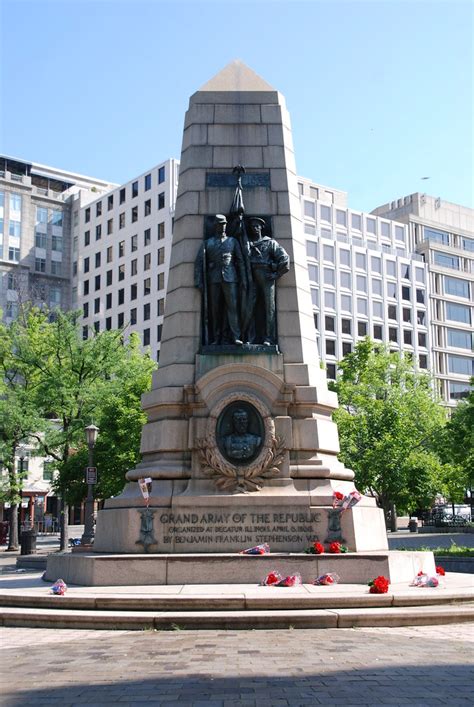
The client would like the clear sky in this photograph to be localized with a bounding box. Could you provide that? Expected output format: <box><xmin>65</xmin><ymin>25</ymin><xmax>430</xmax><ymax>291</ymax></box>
<box><xmin>1</xmin><ymin>0</ymin><xmax>472</xmax><ymax>212</ymax></box>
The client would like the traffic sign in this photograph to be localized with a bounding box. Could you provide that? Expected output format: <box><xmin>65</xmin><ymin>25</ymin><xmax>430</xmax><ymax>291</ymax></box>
<box><xmin>85</xmin><ymin>467</ymin><xmax>97</xmax><ymax>484</ymax></box>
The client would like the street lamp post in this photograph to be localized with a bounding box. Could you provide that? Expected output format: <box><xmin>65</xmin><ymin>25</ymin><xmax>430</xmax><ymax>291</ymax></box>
<box><xmin>18</xmin><ymin>446</ymin><xmax>26</xmax><ymax>535</ymax></box>
<box><xmin>81</xmin><ymin>424</ymin><xmax>99</xmax><ymax>546</ymax></box>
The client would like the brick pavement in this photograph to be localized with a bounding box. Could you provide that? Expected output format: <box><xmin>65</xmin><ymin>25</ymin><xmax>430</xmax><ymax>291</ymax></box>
<box><xmin>1</xmin><ymin>624</ymin><xmax>473</xmax><ymax>706</ymax></box>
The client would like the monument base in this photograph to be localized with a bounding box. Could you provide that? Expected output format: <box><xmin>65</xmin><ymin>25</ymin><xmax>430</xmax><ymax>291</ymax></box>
<box><xmin>45</xmin><ymin>550</ymin><xmax>436</xmax><ymax>587</ymax></box>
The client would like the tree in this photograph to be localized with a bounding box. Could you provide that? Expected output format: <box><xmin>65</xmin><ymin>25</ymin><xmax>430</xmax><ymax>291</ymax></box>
<box><xmin>330</xmin><ymin>338</ymin><xmax>448</xmax><ymax>530</ymax></box>
<box><xmin>3</xmin><ymin>307</ymin><xmax>156</xmax><ymax>549</ymax></box>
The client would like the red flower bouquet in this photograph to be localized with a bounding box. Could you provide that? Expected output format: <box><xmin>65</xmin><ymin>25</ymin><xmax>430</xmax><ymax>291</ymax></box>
<box><xmin>436</xmin><ymin>566</ymin><xmax>445</xmax><ymax>576</ymax></box>
<box><xmin>262</xmin><ymin>571</ymin><xmax>282</xmax><ymax>586</ymax></box>
<box><xmin>313</xmin><ymin>541</ymin><xmax>325</xmax><ymax>554</ymax></box>
<box><xmin>240</xmin><ymin>543</ymin><xmax>270</xmax><ymax>555</ymax></box>
<box><xmin>368</xmin><ymin>575</ymin><xmax>390</xmax><ymax>594</ymax></box>
<box><xmin>276</xmin><ymin>573</ymin><xmax>302</xmax><ymax>587</ymax></box>
<box><xmin>329</xmin><ymin>541</ymin><xmax>348</xmax><ymax>554</ymax></box>
<box><xmin>313</xmin><ymin>572</ymin><xmax>340</xmax><ymax>586</ymax></box>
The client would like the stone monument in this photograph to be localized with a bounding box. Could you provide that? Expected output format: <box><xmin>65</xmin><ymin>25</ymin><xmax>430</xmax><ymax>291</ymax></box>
<box><xmin>91</xmin><ymin>60</ymin><xmax>389</xmax><ymax>556</ymax></box>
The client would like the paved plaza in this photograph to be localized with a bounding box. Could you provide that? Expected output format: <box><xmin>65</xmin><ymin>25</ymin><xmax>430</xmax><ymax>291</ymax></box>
<box><xmin>1</xmin><ymin>623</ymin><xmax>473</xmax><ymax>706</ymax></box>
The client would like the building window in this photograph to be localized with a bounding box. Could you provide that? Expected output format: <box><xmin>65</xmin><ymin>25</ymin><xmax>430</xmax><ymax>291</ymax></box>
<box><xmin>52</xmin><ymin>235</ymin><xmax>63</xmax><ymax>252</ymax></box>
<box><xmin>356</xmin><ymin>275</ymin><xmax>367</xmax><ymax>292</ymax></box>
<box><xmin>144</xmin><ymin>253</ymin><xmax>151</xmax><ymax>270</ymax></box>
<box><xmin>387</xmin><ymin>282</ymin><xmax>397</xmax><ymax>298</ymax></box>
<box><xmin>403</xmin><ymin>308</ymin><xmax>411</xmax><ymax>322</ymax></box>
<box><xmin>106</xmin><ymin>293</ymin><xmax>112</xmax><ymax>309</ymax></box>
<box><xmin>84</xmin><ymin>230</ymin><xmax>90</xmax><ymax>246</ymax></box>
<box><xmin>419</xmin><ymin>354</ymin><xmax>428</xmax><ymax>369</ymax></box>
<box><xmin>94</xmin><ymin>298</ymin><xmax>100</xmax><ymax>314</ymax></box>
<box><xmin>144</xmin><ymin>200</ymin><xmax>151</xmax><ymax>216</ymax></box>
<box><xmin>416</xmin><ymin>289</ymin><xmax>425</xmax><ymax>304</ymax></box>
<box><xmin>355</xmin><ymin>253</ymin><xmax>366</xmax><ymax>270</ymax></box>
<box><xmin>35</xmin><ymin>231</ymin><xmax>47</xmax><ymax>249</ymax></box>
<box><xmin>326</xmin><ymin>363</ymin><xmax>337</xmax><ymax>380</ymax></box>
<box><xmin>336</xmin><ymin>209</ymin><xmax>346</xmax><ymax>227</ymax></box>
<box><xmin>106</xmin><ymin>246</ymin><xmax>113</xmax><ymax>263</ymax></box>
<box><xmin>131</xmin><ymin>206</ymin><xmax>138</xmax><ymax>223</ymax></box>
<box><xmin>448</xmin><ymin>355</ymin><xmax>473</xmax><ymax>376</ymax></box>
<box><xmin>105</xmin><ymin>317</ymin><xmax>112</xmax><ymax>330</ymax></box>
<box><xmin>371</xmin><ymin>256</ymin><xmax>381</xmax><ymax>274</ymax></box>
<box><xmin>326</xmin><ymin>339</ymin><xmax>336</xmax><ymax>356</ymax></box>
<box><xmin>340</xmin><ymin>271</ymin><xmax>351</xmax><ymax>289</ymax></box>
<box><xmin>403</xmin><ymin>330</ymin><xmax>412</xmax><ymax>345</ymax></box>
<box><xmin>401</xmin><ymin>286</ymin><xmax>410</xmax><ymax>301</ymax></box>
<box><xmin>84</xmin><ymin>257</ymin><xmax>90</xmax><ymax>273</ymax></box>
<box><xmin>449</xmin><ymin>382</ymin><xmax>470</xmax><ymax>400</ymax></box>
<box><xmin>144</xmin><ymin>173</ymin><xmax>152</xmax><ymax>191</ymax></box>
<box><xmin>95</xmin><ymin>274</ymin><xmax>101</xmax><ymax>291</ymax></box>
<box><xmin>132</xmin><ymin>181</ymin><xmax>138</xmax><ymax>198</ymax></box>
<box><xmin>389</xmin><ymin>327</ymin><xmax>398</xmax><ymax>343</ymax></box>
<box><xmin>119</xmin><ymin>212</ymin><xmax>125</xmax><ymax>229</ymax></box>
<box><xmin>342</xmin><ymin>342</ymin><xmax>352</xmax><ymax>356</ymax></box>
<box><xmin>306</xmin><ymin>241</ymin><xmax>318</xmax><ymax>259</ymax></box>
<box><xmin>351</xmin><ymin>213</ymin><xmax>361</xmax><ymax>230</ymax></box>
<box><xmin>106</xmin><ymin>269</ymin><xmax>112</xmax><ymax>286</ymax></box>
<box><xmin>157</xmin><ymin>247</ymin><xmax>165</xmax><ymax>266</ymax></box>
<box><xmin>324</xmin><ymin>268</ymin><xmax>335</xmax><ymax>286</ymax></box>
<box><xmin>42</xmin><ymin>461</ymin><xmax>55</xmax><ymax>482</ymax></box>
<box><xmin>313</xmin><ymin>313</ymin><xmax>318</xmax><ymax>330</ymax></box>
<box><xmin>373</xmin><ymin>301</ymin><xmax>383</xmax><ymax>318</ymax></box>
<box><xmin>143</xmin><ymin>328</ymin><xmax>151</xmax><ymax>346</ymax></box>
<box><xmin>120</xmin><ymin>187</ymin><xmax>126</xmax><ymax>204</ymax></box>
<box><xmin>158</xmin><ymin>192</ymin><xmax>165</xmax><ymax>210</ymax></box>
<box><xmin>311</xmin><ymin>289</ymin><xmax>319</xmax><ymax>306</ymax></box>
<box><xmin>446</xmin><ymin>302</ymin><xmax>471</xmax><ymax>324</ymax></box>
<box><xmin>424</xmin><ymin>226</ymin><xmax>449</xmax><ymax>245</ymax></box>
<box><xmin>157</xmin><ymin>324</ymin><xmax>162</xmax><ymax>342</ymax></box>
<box><xmin>304</xmin><ymin>201</ymin><xmax>315</xmax><ymax>219</ymax></box>
<box><xmin>418</xmin><ymin>332</ymin><xmax>427</xmax><ymax>347</ymax></box>
<box><xmin>323</xmin><ymin>244</ymin><xmax>334</xmax><ymax>262</ymax></box>
<box><xmin>144</xmin><ymin>278</ymin><xmax>151</xmax><ymax>296</ymax></box>
<box><xmin>96</xmin><ymin>201</ymin><xmax>102</xmax><ymax>217</ymax></box>
<box><xmin>320</xmin><ymin>205</ymin><xmax>331</xmax><ymax>222</ymax></box>
<box><xmin>372</xmin><ymin>279</ymin><xmax>382</xmax><ymax>296</ymax></box>
<box><xmin>51</xmin><ymin>260</ymin><xmax>62</xmax><ymax>276</ymax></box>
<box><xmin>118</xmin><ymin>264</ymin><xmax>125</xmax><ymax>281</ymax></box>
<box><xmin>357</xmin><ymin>298</ymin><xmax>367</xmax><ymax>315</ymax></box>
<box><xmin>144</xmin><ymin>228</ymin><xmax>151</xmax><ymax>246</ymax></box>
<box><xmin>118</xmin><ymin>241</ymin><xmax>125</xmax><ymax>258</ymax></box>
<box><xmin>434</xmin><ymin>252</ymin><xmax>459</xmax><ymax>269</ymax></box>
<box><xmin>131</xmin><ymin>259</ymin><xmax>138</xmax><ymax>276</ymax></box>
<box><xmin>108</xmin><ymin>194</ymin><xmax>114</xmax><ymax>210</ymax></box>
<box><xmin>143</xmin><ymin>303</ymin><xmax>151</xmax><ymax>320</ymax></box>
<box><xmin>107</xmin><ymin>218</ymin><xmax>113</xmax><ymax>235</ymax></box>
<box><xmin>82</xmin><ymin>325</ymin><xmax>88</xmax><ymax>340</ymax></box>
<box><xmin>83</xmin><ymin>280</ymin><xmax>90</xmax><ymax>296</ymax></box>
<box><xmin>157</xmin><ymin>298</ymin><xmax>165</xmax><ymax>316</ymax></box>
<box><xmin>158</xmin><ymin>166</ymin><xmax>165</xmax><ymax>183</ymax></box>
<box><xmin>341</xmin><ymin>294</ymin><xmax>352</xmax><ymax>312</ymax></box>
<box><xmin>95</xmin><ymin>252</ymin><xmax>101</xmax><ymax>268</ymax></box>
<box><xmin>9</xmin><ymin>220</ymin><xmax>21</xmax><ymax>237</ymax></box>
<box><xmin>373</xmin><ymin>324</ymin><xmax>383</xmax><ymax>340</ymax></box>
<box><xmin>157</xmin><ymin>272</ymin><xmax>165</xmax><ymax>290</ymax></box>
<box><xmin>325</xmin><ymin>291</ymin><xmax>335</xmax><ymax>309</ymax></box>
<box><xmin>341</xmin><ymin>318</ymin><xmax>351</xmax><ymax>335</ymax></box>
<box><xmin>131</xmin><ymin>283</ymin><xmax>137</xmax><ymax>300</ymax></box>
<box><xmin>447</xmin><ymin>329</ymin><xmax>472</xmax><ymax>350</ymax></box>
<box><xmin>85</xmin><ymin>208</ymin><xmax>90</xmax><ymax>223</ymax></box>
<box><xmin>417</xmin><ymin>310</ymin><xmax>425</xmax><ymax>326</ymax></box>
<box><xmin>388</xmin><ymin>304</ymin><xmax>397</xmax><ymax>320</ymax></box>
<box><xmin>445</xmin><ymin>277</ymin><xmax>469</xmax><ymax>299</ymax></box>
<box><xmin>340</xmin><ymin>249</ymin><xmax>350</xmax><ymax>267</ymax></box>
<box><xmin>118</xmin><ymin>289</ymin><xmax>124</xmax><ymax>305</ymax></box>
<box><xmin>130</xmin><ymin>308</ymin><xmax>137</xmax><ymax>325</ymax></box>
<box><xmin>83</xmin><ymin>302</ymin><xmax>89</xmax><ymax>318</ymax></box>
<box><xmin>158</xmin><ymin>222</ymin><xmax>165</xmax><ymax>240</ymax></box>
<box><xmin>131</xmin><ymin>234</ymin><xmax>138</xmax><ymax>252</ymax></box>
<box><xmin>36</xmin><ymin>206</ymin><xmax>48</xmax><ymax>223</ymax></box>
<box><xmin>357</xmin><ymin>321</ymin><xmax>367</xmax><ymax>336</ymax></box>
<box><xmin>325</xmin><ymin>316</ymin><xmax>335</xmax><ymax>332</ymax></box>
<box><xmin>118</xmin><ymin>312</ymin><xmax>124</xmax><ymax>328</ymax></box>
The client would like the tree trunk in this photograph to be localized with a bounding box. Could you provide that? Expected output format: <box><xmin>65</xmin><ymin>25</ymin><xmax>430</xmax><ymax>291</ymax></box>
<box><xmin>7</xmin><ymin>504</ymin><xmax>19</xmax><ymax>551</ymax></box>
<box><xmin>59</xmin><ymin>497</ymin><xmax>69</xmax><ymax>551</ymax></box>
<box><xmin>390</xmin><ymin>502</ymin><xmax>398</xmax><ymax>532</ymax></box>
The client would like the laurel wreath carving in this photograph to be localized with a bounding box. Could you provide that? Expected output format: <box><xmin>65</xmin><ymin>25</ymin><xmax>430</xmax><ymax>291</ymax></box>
<box><xmin>196</xmin><ymin>435</ymin><xmax>286</xmax><ymax>493</ymax></box>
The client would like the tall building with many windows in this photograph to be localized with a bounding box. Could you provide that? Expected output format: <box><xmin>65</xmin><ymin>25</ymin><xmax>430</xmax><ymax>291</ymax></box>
<box><xmin>372</xmin><ymin>194</ymin><xmax>473</xmax><ymax>406</ymax></box>
<box><xmin>0</xmin><ymin>156</ymin><xmax>116</xmax><ymax>322</ymax></box>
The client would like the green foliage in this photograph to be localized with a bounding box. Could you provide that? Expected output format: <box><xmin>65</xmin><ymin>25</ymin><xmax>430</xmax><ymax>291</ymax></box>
<box><xmin>400</xmin><ymin>543</ymin><xmax>474</xmax><ymax>557</ymax></box>
<box><xmin>436</xmin><ymin>384</ymin><xmax>473</xmax><ymax>502</ymax></box>
<box><xmin>330</xmin><ymin>338</ymin><xmax>449</xmax><ymax>515</ymax></box>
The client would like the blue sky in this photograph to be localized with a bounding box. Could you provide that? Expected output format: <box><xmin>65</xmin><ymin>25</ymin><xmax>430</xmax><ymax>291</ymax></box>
<box><xmin>1</xmin><ymin>0</ymin><xmax>472</xmax><ymax>212</ymax></box>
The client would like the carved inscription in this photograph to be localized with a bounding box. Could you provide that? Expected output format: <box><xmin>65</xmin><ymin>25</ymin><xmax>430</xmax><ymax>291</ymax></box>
<box><xmin>159</xmin><ymin>510</ymin><xmax>322</xmax><ymax>546</ymax></box>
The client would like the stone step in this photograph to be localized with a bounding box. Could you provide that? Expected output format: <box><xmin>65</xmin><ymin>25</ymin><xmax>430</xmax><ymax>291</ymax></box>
<box><xmin>1</xmin><ymin>589</ymin><xmax>473</xmax><ymax>612</ymax></box>
<box><xmin>1</xmin><ymin>603</ymin><xmax>473</xmax><ymax>630</ymax></box>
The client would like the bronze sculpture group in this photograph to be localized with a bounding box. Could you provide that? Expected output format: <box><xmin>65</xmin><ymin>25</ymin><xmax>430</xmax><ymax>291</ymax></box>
<box><xmin>195</xmin><ymin>168</ymin><xmax>290</xmax><ymax>348</ymax></box>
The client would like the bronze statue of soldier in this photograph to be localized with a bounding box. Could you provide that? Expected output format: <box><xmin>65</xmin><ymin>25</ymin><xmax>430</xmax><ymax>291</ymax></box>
<box><xmin>195</xmin><ymin>214</ymin><xmax>246</xmax><ymax>346</ymax></box>
<box><xmin>246</xmin><ymin>217</ymin><xmax>290</xmax><ymax>346</ymax></box>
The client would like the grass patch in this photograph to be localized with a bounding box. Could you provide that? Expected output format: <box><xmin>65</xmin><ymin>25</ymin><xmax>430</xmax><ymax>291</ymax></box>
<box><xmin>399</xmin><ymin>542</ymin><xmax>474</xmax><ymax>557</ymax></box>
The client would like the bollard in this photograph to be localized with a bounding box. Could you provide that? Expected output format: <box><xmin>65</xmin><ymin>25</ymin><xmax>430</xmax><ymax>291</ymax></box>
<box><xmin>20</xmin><ymin>528</ymin><xmax>37</xmax><ymax>555</ymax></box>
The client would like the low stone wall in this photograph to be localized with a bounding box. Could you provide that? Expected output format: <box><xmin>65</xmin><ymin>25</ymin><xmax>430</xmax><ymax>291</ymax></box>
<box><xmin>419</xmin><ymin>526</ymin><xmax>474</xmax><ymax>534</ymax></box>
<box><xmin>434</xmin><ymin>556</ymin><xmax>474</xmax><ymax>574</ymax></box>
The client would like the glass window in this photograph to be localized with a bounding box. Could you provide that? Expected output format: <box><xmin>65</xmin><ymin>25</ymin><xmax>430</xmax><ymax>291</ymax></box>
<box><xmin>381</xmin><ymin>222</ymin><xmax>390</xmax><ymax>237</ymax></box>
<box><xmin>417</xmin><ymin>310</ymin><xmax>425</xmax><ymax>325</ymax></box>
<box><xmin>96</xmin><ymin>201</ymin><xmax>102</xmax><ymax>217</ymax></box>
<box><xmin>320</xmin><ymin>205</ymin><xmax>331</xmax><ymax>222</ymax></box>
<box><xmin>95</xmin><ymin>274</ymin><xmax>101</xmax><ymax>291</ymax></box>
<box><xmin>157</xmin><ymin>272</ymin><xmax>165</xmax><ymax>290</ymax></box>
<box><xmin>158</xmin><ymin>222</ymin><xmax>165</xmax><ymax>240</ymax></box>
<box><xmin>388</xmin><ymin>304</ymin><xmax>397</xmax><ymax>320</ymax></box>
<box><xmin>157</xmin><ymin>298</ymin><xmax>165</xmax><ymax>316</ymax></box>
<box><xmin>119</xmin><ymin>188</ymin><xmax>126</xmax><ymax>204</ymax></box>
<box><xmin>106</xmin><ymin>270</ymin><xmax>112</xmax><ymax>286</ymax></box>
<box><xmin>401</xmin><ymin>264</ymin><xmax>410</xmax><ymax>279</ymax></box>
<box><xmin>308</xmin><ymin>264</ymin><xmax>318</xmax><ymax>282</ymax></box>
<box><xmin>386</xmin><ymin>260</ymin><xmax>396</xmax><ymax>277</ymax></box>
<box><xmin>108</xmin><ymin>194</ymin><xmax>113</xmax><ymax>210</ymax></box>
<box><xmin>418</xmin><ymin>332</ymin><xmax>427</xmax><ymax>347</ymax></box>
<box><xmin>143</xmin><ymin>328</ymin><xmax>150</xmax><ymax>346</ymax></box>
<box><xmin>389</xmin><ymin>327</ymin><xmax>398</xmax><ymax>342</ymax></box>
<box><xmin>462</xmin><ymin>237</ymin><xmax>474</xmax><ymax>252</ymax></box>
<box><xmin>326</xmin><ymin>339</ymin><xmax>336</xmax><ymax>356</ymax></box>
<box><xmin>107</xmin><ymin>218</ymin><xmax>113</xmax><ymax>235</ymax></box>
<box><xmin>336</xmin><ymin>210</ymin><xmax>346</xmax><ymax>227</ymax></box>
<box><xmin>340</xmin><ymin>271</ymin><xmax>351</xmax><ymax>289</ymax></box>
<box><xmin>118</xmin><ymin>289</ymin><xmax>124</xmax><ymax>305</ymax></box>
<box><xmin>84</xmin><ymin>257</ymin><xmax>90</xmax><ymax>273</ymax></box>
<box><xmin>144</xmin><ymin>173</ymin><xmax>152</xmax><ymax>191</ymax></box>
<box><xmin>131</xmin><ymin>206</ymin><xmax>138</xmax><ymax>223</ymax></box>
<box><xmin>395</xmin><ymin>225</ymin><xmax>405</xmax><ymax>242</ymax></box>
<box><xmin>118</xmin><ymin>312</ymin><xmax>124</xmax><ymax>328</ymax></box>
<box><xmin>447</xmin><ymin>329</ymin><xmax>472</xmax><ymax>350</ymax></box>
<box><xmin>356</xmin><ymin>275</ymin><xmax>367</xmax><ymax>292</ymax></box>
<box><xmin>132</xmin><ymin>181</ymin><xmax>139</xmax><ymax>198</ymax></box>
<box><xmin>340</xmin><ymin>249</ymin><xmax>351</xmax><ymax>266</ymax></box>
<box><xmin>403</xmin><ymin>330</ymin><xmax>412</xmax><ymax>345</ymax></box>
<box><xmin>9</xmin><ymin>220</ymin><xmax>21</xmax><ymax>237</ymax></box>
<box><xmin>403</xmin><ymin>308</ymin><xmax>411</xmax><ymax>322</ymax></box>
<box><xmin>106</xmin><ymin>293</ymin><xmax>112</xmax><ymax>309</ymax></box>
<box><xmin>321</xmin><ymin>228</ymin><xmax>332</xmax><ymax>239</ymax></box>
<box><xmin>323</xmin><ymin>244</ymin><xmax>334</xmax><ymax>262</ymax></box>
<box><xmin>144</xmin><ymin>278</ymin><xmax>151</xmax><ymax>296</ymax></box>
<box><xmin>118</xmin><ymin>264</ymin><xmax>125</xmax><ymax>281</ymax></box>
<box><xmin>82</xmin><ymin>325</ymin><xmax>88</xmax><ymax>340</ymax></box>
<box><xmin>143</xmin><ymin>228</ymin><xmax>151</xmax><ymax>246</ymax></box>
<box><xmin>449</xmin><ymin>382</ymin><xmax>470</xmax><ymax>400</ymax></box>
<box><xmin>105</xmin><ymin>317</ymin><xmax>112</xmax><ymax>330</ymax></box>
<box><xmin>419</xmin><ymin>354</ymin><xmax>428</xmax><ymax>369</ymax></box>
<box><xmin>446</xmin><ymin>302</ymin><xmax>471</xmax><ymax>324</ymax></box>
<box><xmin>434</xmin><ymin>252</ymin><xmax>460</xmax><ymax>269</ymax></box>
<box><xmin>95</xmin><ymin>252</ymin><xmax>101</xmax><ymax>268</ymax></box>
<box><xmin>118</xmin><ymin>241</ymin><xmax>125</xmax><ymax>258</ymax></box>
<box><xmin>83</xmin><ymin>280</ymin><xmax>89</xmax><ymax>296</ymax></box>
<box><xmin>341</xmin><ymin>318</ymin><xmax>351</xmax><ymax>334</ymax></box>
<box><xmin>144</xmin><ymin>199</ymin><xmax>151</xmax><ymax>217</ymax></box>
<box><xmin>351</xmin><ymin>214</ymin><xmax>361</xmax><ymax>230</ymax></box>
<box><xmin>131</xmin><ymin>259</ymin><xmax>138</xmax><ymax>276</ymax></box>
<box><xmin>131</xmin><ymin>283</ymin><xmax>137</xmax><ymax>300</ymax></box>
<box><xmin>35</xmin><ymin>257</ymin><xmax>46</xmax><ymax>272</ymax></box>
<box><xmin>84</xmin><ymin>230</ymin><xmax>90</xmax><ymax>246</ymax></box>
<box><xmin>311</xmin><ymin>288</ymin><xmax>319</xmax><ymax>306</ymax></box>
<box><xmin>402</xmin><ymin>286</ymin><xmax>410</xmax><ymax>300</ymax></box>
<box><xmin>325</xmin><ymin>316</ymin><xmax>335</xmax><ymax>332</ymax></box>
<box><xmin>371</xmin><ymin>256</ymin><xmax>381</xmax><ymax>274</ymax></box>
<box><xmin>445</xmin><ymin>277</ymin><xmax>469</xmax><ymax>298</ymax></box>
<box><xmin>144</xmin><ymin>303</ymin><xmax>151</xmax><ymax>320</ymax></box>
<box><xmin>372</xmin><ymin>278</ymin><xmax>382</xmax><ymax>296</ymax></box>
<box><xmin>158</xmin><ymin>192</ymin><xmax>165</xmax><ymax>210</ymax></box>
<box><xmin>157</xmin><ymin>247</ymin><xmax>165</xmax><ymax>265</ymax></box>
<box><xmin>51</xmin><ymin>260</ymin><xmax>61</xmax><ymax>276</ymax></box>
<box><xmin>416</xmin><ymin>289</ymin><xmax>425</xmax><ymax>304</ymax></box>
<box><xmin>415</xmin><ymin>268</ymin><xmax>425</xmax><ymax>283</ymax></box>
<box><xmin>366</xmin><ymin>219</ymin><xmax>376</xmax><ymax>234</ymax></box>
<box><xmin>326</xmin><ymin>363</ymin><xmax>336</xmax><ymax>380</ymax></box>
<box><xmin>306</xmin><ymin>241</ymin><xmax>318</xmax><ymax>259</ymax></box>
<box><xmin>304</xmin><ymin>223</ymin><xmax>316</xmax><ymax>235</ymax></box>
<box><xmin>324</xmin><ymin>267</ymin><xmax>335</xmax><ymax>286</ymax></box>
<box><xmin>9</xmin><ymin>193</ymin><xmax>21</xmax><ymax>211</ymax></box>
<box><xmin>324</xmin><ymin>291</ymin><xmax>335</xmax><ymax>309</ymax></box>
<box><xmin>424</xmin><ymin>226</ymin><xmax>449</xmax><ymax>245</ymax></box>
<box><xmin>342</xmin><ymin>341</ymin><xmax>352</xmax><ymax>356</ymax></box>
<box><xmin>358</xmin><ymin>321</ymin><xmax>367</xmax><ymax>336</ymax></box>
<box><xmin>35</xmin><ymin>231</ymin><xmax>47</xmax><ymax>248</ymax></box>
<box><xmin>119</xmin><ymin>212</ymin><xmax>125</xmax><ymax>229</ymax></box>
<box><xmin>373</xmin><ymin>301</ymin><xmax>383</xmax><ymax>318</ymax></box>
<box><xmin>304</xmin><ymin>201</ymin><xmax>315</xmax><ymax>218</ymax></box>
<box><xmin>144</xmin><ymin>253</ymin><xmax>151</xmax><ymax>270</ymax></box>
<box><xmin>387</xmin><ymin>282</ymin><xmax>397</xmax><ymax>298</ymax></box>
<box><xmin>373</xmin><ymin>324</ymin><xmax>383</xmax><ymax>339</ymax></box>
<box><xmin>357</xmin><ymin>298</ymin><xmax>367</xmax><ymax>315</ymax></box>
<box><xmin>448</xmin><ymin>355</ymin><xmax>473</xmax><ymax>376</ymax></box>
<box><xmin>355</xmin><ymin>253</ymin><xmax>366</xmax><ymax>270</ymax></box>
<box><xmin>341</xmin><ymin>294</ymin><xmax>352</xmax><ymax>312</ymax></box>
<box><xmin>85</xmin><ymin>208</ymin><xmax>90</xmax><ymax>223</ymax></box>
<box><xmin>36</xmin><ymin>207</ymin><xmax>48</xmax><ymax>223</ymax></box>
<box><xmin>130</xmin><ymin>308</ymin><xmax>137</xmax><ymax>325</ymax></box>
<box><xmin>158</xmin><ymin>166</ymin><xmax>165</xmax><ymax>184</ymax></box>
<box><xmin>94</xmin><ymin>297</ymin><xmax>100</xmax><ymax>313</ymax></box>
<box><xmin>107</xmin><ymin>246</ymin><xmax>113</xmax><ymax>263</ymax></box>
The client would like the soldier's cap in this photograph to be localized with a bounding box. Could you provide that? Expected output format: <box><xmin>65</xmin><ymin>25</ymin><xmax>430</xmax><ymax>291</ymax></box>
<box><xmin>215</xmin><ymin>214</ymin><xmax>227</xmax><ymax>224</ymax></box>
<box><xmin>247</xmin><ymin>217</ymin><xmax>266</xmax><ymax>227</ymax></box>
